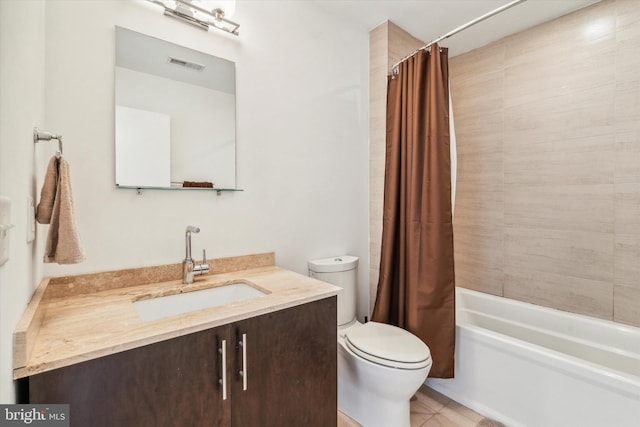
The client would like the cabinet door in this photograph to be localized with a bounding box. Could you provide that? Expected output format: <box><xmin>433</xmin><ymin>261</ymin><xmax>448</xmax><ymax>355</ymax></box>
<box><xmin>29</xmin><ymin>327</ymin><xmax>231</xmax><ymax>427</ymax></box>
<box><xmin>230</xmin><ymin>297</ymin><xmax>337</xmax><ymax>427</ymax></box>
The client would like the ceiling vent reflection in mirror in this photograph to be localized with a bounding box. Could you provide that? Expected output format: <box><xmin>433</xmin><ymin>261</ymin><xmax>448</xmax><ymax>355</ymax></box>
<box><xmin>146</xmin><ymin>0</ymin><xmax>240</xmax><ymax>35</ymax></box>
<box><xmin>168</xmin><ymin>57</ymin><xmax>206</xmax><ymax>71</ymax></box>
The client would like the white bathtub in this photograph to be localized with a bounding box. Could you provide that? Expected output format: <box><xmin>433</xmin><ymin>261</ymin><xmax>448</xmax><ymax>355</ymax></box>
<box><xmin>427</xmin><ymin>287</ymin><xmax>640</xmax><ymax>427</ymax></box>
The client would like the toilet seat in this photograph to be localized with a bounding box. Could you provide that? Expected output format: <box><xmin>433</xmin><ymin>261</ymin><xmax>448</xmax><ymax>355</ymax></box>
<box><xmin>344</xmin><ymin>322</ymin><xmax>431</xmax><ymax>370</ymax></box>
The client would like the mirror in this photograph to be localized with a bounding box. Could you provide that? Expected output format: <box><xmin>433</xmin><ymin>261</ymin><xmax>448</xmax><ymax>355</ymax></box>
<box><xmin>115</xmin><ymin>27</ymin><xmax>237</xmax><ymax>190</ymax></box>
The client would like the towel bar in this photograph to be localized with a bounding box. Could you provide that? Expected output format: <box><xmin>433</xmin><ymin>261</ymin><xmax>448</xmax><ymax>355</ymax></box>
<box><xmin>34</xmin><ymin>127</ymin><xmax>63</xmax><ymax>158</ymax></box>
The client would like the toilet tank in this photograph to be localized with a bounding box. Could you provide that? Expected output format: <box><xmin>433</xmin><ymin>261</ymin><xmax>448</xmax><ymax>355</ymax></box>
<box><xmin>308</xmin><ymin>256</ymin><xmax>358</xmax><ymax>326</ymax></box>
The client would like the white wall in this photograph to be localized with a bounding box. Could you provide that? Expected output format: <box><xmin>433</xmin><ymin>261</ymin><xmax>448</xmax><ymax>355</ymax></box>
<box><xmin>40</xmin><ymin>0</ymin><xmax>368</xmax><ymax>283</ymax></box>
<box><xmin>0</xmin><ymin>0</ymin><xmax>47</xmax><ymax>403</ymax></box>
<box><xmin>0</xmin><ymin>0</ymin><xmax>369</xmax><ymax>403</ymax></box>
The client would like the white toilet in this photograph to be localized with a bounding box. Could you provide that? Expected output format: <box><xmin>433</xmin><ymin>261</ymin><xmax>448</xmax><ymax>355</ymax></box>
<box><xmin>308</xmin><ymin>256</ymin><xmax>432</xmax><ymax>427</ymax></box>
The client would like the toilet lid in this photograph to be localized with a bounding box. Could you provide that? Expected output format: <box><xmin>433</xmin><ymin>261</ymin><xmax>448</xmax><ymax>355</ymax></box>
<box><xmin>344</xmin><ymin>322</ymin><xmax>432</xmax><ymax>369</ymax></box>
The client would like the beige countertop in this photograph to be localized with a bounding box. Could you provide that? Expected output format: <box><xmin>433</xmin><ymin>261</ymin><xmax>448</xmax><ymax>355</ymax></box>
<box><xmin>13</xmin><ymin>253</ymin><xmax>339</xmax><ymax>379</ymax></box>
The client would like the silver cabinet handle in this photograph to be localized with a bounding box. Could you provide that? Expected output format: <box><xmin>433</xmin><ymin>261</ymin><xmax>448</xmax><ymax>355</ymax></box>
<box><xmin>239</xmin><ymin>333</ymin><xmax>248</xmax><ymax>391</ymax></box>
<box><xmin>219</xmin><ymin>339</ymin><xmax>227</xmax><ymax>400</ymax></box>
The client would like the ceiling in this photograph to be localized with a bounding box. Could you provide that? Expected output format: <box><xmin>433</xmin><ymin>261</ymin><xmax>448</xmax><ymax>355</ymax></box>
<box><xmin>310</xmin><ymin>0</ymin><xmax>600</xmax><ymax>57</ymax></box>
<box><xmin>116</xmin><ymin>27</ymin><xmax>235</xmax><ymax>94</ymax></box>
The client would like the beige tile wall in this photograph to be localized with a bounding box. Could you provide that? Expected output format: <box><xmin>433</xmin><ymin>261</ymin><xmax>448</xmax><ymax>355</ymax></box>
<box><xmin>369</xmin><ymin>22</ymin><xmax>424</xmax><ymax>314</ymax></box>
<box><xmin>450</xmin><ymin>0</ymin><xmax>640</xmax><ymax>326</ymax></box>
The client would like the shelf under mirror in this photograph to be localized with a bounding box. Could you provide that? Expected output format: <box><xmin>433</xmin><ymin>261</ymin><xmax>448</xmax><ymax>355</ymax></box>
<box><xmin>117</xmin><ymin>185</ymin><xmax>243</xmax><ymax>195</ymax></box>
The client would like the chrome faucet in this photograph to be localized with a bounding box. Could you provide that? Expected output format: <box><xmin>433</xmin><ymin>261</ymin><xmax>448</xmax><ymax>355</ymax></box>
<box><xmin>182</xmin><ymin>225</ymin><xmax>209</xmax><ymax>284</ymax></box>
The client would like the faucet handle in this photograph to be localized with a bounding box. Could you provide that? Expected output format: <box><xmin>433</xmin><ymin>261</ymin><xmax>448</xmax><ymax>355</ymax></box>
<box><xmin>194</xmin><ymin>249</ymin><xmax>210</xmax><ymax>275</ymax></box>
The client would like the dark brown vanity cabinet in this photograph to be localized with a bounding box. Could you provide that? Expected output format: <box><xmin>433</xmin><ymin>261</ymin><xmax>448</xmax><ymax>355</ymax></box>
<box><xmin>26</xmin><ymin>297</ymin><xmax>337</xmax><ymax>427</ymax></box>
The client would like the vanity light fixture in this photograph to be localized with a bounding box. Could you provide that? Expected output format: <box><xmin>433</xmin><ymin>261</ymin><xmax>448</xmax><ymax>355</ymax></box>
<box><xmin>146</xmin><ymin>0</ymin><xmax>240</xmax><ymax>36</ymax></box>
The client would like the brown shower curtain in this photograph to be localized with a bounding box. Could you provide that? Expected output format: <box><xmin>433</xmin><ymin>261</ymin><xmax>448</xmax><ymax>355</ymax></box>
<box><xmin>372</xmin><ymin>45</ymin><xmax>455</xmax><ymax>378</ymax></box>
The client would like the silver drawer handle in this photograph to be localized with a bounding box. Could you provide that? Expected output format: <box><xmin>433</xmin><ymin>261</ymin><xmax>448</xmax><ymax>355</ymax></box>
<box><xmin>239</xmin><ymin>333</ymin><xmax>248</xmax><ymax>391</ymax></box>
<box><xmin>219</xmin><ymin>339</ymin><xmax>227</xmax><ymax>400</ymax></box>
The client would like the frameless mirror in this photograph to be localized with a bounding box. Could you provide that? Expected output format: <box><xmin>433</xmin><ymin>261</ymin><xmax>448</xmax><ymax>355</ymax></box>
<box><xmin>115</xmin><ymin>26</ymin><xmax>237</xmax><ymax>190</ymax></box>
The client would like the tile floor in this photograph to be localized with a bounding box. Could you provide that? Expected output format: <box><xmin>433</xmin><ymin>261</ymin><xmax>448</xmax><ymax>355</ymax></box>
<box><xmin>337</xmin><ymin>385</ymin><xmax>491</xmax><ymax>427</ymax></box>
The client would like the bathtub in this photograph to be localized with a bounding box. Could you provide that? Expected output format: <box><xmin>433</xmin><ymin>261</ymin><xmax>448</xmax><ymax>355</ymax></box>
<box><xmin>427</xmin><ymin>287</ymin><xmax>640</xmax><ymax>427</ymax></box>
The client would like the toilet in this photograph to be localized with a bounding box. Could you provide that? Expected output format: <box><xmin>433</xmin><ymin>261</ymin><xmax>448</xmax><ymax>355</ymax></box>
<box><xmin>308</xmin><ymin>256</ymin><xmax>432</xmax><ymax>427</ymax></box>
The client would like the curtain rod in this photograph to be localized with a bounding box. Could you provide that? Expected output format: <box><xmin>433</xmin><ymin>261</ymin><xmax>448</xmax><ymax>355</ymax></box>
<box><xmin>391</xmin><ymin>0</ymin><xmax>528</xmax><ymax>74</ymax></box>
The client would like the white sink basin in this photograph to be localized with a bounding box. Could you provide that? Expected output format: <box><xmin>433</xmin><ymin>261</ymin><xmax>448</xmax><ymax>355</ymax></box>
<box><xmin>133</xmin><ymin>281</ymin><xmax>268</xmax><ymax>321</ymax></box>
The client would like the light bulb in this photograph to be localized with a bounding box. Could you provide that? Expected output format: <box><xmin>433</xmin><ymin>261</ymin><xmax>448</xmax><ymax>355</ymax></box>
<box><xmin>195</xmin><ymin>0</ymin><xmax>235</xmax><ymax>18</ymax></box>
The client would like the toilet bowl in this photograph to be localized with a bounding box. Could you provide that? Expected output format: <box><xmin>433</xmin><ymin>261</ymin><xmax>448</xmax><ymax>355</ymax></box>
<box><xmin>308</xmin><ymin>256</ymin><xmax>432</xmax><ymax>427</ymax></box>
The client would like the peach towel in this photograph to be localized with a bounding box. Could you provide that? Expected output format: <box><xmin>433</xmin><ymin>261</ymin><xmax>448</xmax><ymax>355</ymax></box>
<box><xmin>36</xmin><ymin>156</ymin><xmax>85</xmax><ymax>264</ymax></box>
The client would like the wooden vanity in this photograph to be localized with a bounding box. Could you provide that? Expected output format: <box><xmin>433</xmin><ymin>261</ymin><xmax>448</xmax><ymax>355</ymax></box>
<box><xmin>14</xmin><ymin>253</ymin><xmax>339</xmax><ymax>427</ymax></box>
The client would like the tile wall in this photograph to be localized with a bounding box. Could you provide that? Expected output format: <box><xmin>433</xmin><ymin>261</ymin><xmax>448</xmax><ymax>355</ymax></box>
<box><xmin>450</xmin><ymin>0</ymin><xmax>640</xmax><ymax>326</ymax></box>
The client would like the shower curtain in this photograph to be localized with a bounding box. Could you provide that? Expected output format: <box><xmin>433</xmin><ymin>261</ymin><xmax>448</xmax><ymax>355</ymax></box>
<box><xmin>372</xmin><ymin>44</ymin><xmax>455</xmax><ymax>378</ymax></box>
